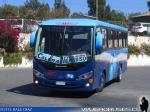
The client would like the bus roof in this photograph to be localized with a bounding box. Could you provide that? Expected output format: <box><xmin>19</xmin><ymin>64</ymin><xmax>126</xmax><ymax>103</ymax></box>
<box><xmin>41</xmin><ymin>18</ymin><xmax>128</xmax><ymax>32</ymax></box>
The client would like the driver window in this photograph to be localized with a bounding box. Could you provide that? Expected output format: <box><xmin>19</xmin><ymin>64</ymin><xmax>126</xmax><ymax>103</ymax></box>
<box><xmin>38</xmin><ymin>37</ymin><xmax>45</xmax><ymax>52</ymax></box>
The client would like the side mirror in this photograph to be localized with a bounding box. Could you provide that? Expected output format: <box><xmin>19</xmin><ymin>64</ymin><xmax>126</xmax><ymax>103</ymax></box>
<box><xmin>95</xmin><ymin>32</ymin><xmax>103</xmax><ymax>52</ymax></box>
<box><xmin>30</xmin><ymin>31</ymin><xmax>37</xmax><ymax>48</ymax></box>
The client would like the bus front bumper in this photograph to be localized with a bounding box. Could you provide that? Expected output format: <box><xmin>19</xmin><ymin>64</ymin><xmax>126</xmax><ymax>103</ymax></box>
<box><xmin>33</xmin><ymin>75</ymin><xmax>94</xmax><ymax>92</ymax></box>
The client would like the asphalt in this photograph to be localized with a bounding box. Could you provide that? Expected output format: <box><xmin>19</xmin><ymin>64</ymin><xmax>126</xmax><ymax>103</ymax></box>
<box><xmin>0</xmin><ymin>67</ymin><xmax>150</xmax><ymax>110</ymax></box>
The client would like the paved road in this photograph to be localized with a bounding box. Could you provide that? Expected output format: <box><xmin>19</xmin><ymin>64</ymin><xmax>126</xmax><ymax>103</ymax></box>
<box><xmin>0</xmin><ymin>67</ymin><xmax>150</xmax><ymax>109</ymax></box>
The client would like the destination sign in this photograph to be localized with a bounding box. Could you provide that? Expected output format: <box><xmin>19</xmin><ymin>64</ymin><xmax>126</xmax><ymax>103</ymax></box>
<box><xmin>36</xmin><ymin>52</ymin><xmax>87</xmax><ymax>64</ymax></box>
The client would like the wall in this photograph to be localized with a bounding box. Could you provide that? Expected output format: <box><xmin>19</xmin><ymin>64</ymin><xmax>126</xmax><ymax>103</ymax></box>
<box><xmin>128</xmin><ymin>55</ymin><xmax>150</xmax><ymax>66</ymax></box>
<box><xmin>0</xmin><ymin>57</ymin><xmax>32</xmax><ymax>68</ymax></box>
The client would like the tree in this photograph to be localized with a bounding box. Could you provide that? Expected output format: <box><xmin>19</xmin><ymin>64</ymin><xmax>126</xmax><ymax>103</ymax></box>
<box><xmin>51</xmin><ymin>1</ymin><xmax>70</xmax><ymax>18</ymax></box>
<box><xmin>87</xmin><ymin>0</ymin><xmax>96</xmax><ymax>17</ymax></box>
<box><xmin>0</xmin><ymin>5</ymin><xmax>18</xmax><ymax>19</ymax></box>
<box><xmin>18</xmin><ymin>6</ymin><xmax>28</xmax><ymax>18</ymax></box>
<box><xmin>36</xmin><ymin>3</ymin><xmax>51</xmax><ymax>20</ymax></box>
<box><xmin>71</xmin><ymin>12</ymin><xmax>84</xmax><ymax>18</ymax></box>
<box><xmin>25</xmin><ymin>0</ymin><xmax>41</xmax><ymax>14</ymax></box>
<box><xmin>111</xmin><ymin>10</ymin><xmax>126</xmax><ymax>21</ymax></box>
<box><xmin>87</xmin><ymin>0</ymin><xmax>106</xmax><ymax>20</ymax></box>
<box><xmin>87</xmin><ymin>0</ymin><xmax>126</xmax><ymax>25</ymax></box>
<box><xmin>23</xmin><ymin>0</ymin><xmax>51</xmax><ymax>19</ymax></box>
<box><xmin>104</xmin><ymin>5</ymin><xmax>111</xmax><ymax>20</ymax></box>
<box><xmin>0</xmin><ymin>20</ymin><xmax>20</xmax><ymax>52</ymax></box>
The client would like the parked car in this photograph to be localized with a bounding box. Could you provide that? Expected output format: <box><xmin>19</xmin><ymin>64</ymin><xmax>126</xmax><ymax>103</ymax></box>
<box><xmin>131</xmin><ymin>22</ymin><xmax>150</xmax><ymax>35</ymax></box>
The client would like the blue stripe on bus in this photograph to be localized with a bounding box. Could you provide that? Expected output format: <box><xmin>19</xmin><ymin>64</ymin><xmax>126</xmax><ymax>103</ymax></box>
<box><xmin>41</xmin><ymin>19</ymin><xmax>128</xmax><ymax>32</ymax></box>
<box><xmin>105</xmin><ymin>48</ymin><xmax>128</xmax><ymax>54</ymax></box>
<box><xmin>98</xmin><ymin>48</ymin><xmax>128</xmax><ymax>81</ymax></box>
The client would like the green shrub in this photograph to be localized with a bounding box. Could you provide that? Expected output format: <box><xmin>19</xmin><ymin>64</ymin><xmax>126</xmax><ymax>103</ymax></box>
<box><xmin>141</xmin><ymin>44</ymin><xmax>150</xmax><ymax>56</ymax></box>
<box><xmin>128</xmin><ymin>45</ymin><xmax>140</xmax><ymax>56</ymax></box>
<box><xmin>3</xmin><ymin>53</ymin><xmax>22</xmax><ymax>65</ymax></box>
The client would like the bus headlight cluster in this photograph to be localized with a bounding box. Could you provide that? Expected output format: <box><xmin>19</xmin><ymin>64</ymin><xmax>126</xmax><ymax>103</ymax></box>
<box><xmin>77</xmin><ymin>71</ymin><xmax>93</xmax><ymax>80</ymax></box>
<box><xmin>33</xmin><ymin>69</ymin><xmax>44</xmax><ymax>77</ymax></box>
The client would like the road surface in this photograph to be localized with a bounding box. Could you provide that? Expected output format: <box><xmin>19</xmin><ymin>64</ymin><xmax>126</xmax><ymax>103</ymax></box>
<box><xmin>0</xmin><ymin>67</ymin><xmax>149</xmax><ymax>110</ymax></box>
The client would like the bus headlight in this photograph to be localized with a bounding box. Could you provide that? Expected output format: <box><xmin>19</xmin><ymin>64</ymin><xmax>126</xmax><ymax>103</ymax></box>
<box><xmin>77</xmin><ymin>71</ymin><xmax>93</xmax><ymax>80</ymax></box>
<box><xmin>33</xmin><ymin>69</ymin><xmax>44</xmax><ymax>77</ymax></box>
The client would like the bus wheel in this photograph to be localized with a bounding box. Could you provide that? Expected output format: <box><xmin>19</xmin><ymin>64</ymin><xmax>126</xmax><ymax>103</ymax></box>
<box><xmin>96</xmin><ymin>73</ymin><xmax>105</xmax><ymax>92</ymax></box>
<box><xmin>116</xmin><ymin>67</ymin><xmax>122</xmax><ymax>82</ymax></box>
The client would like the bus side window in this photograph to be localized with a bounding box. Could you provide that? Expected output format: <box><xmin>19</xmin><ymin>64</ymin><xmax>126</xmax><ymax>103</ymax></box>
<box><xmin>108</xmin><ymin>30</ymin><xmax>113</xmax><ymax>48</ymax></box>
<box><xmin>96</xmin><ymin>27</ymin><xmax>102</xmax><ymax>54</ymax></box>
<box><xmin>119</xmin><ymin>32</ymin><xmax>122</xmax><ymax>47</ymax></box>
<box><xmin>117</xmin><ymin>31</ymin><xmax>119</xmax><ymax>48</ymax></box>
<box><xmin>125</xmin><ymin>33</ymin><xmax>128</xmax><ymax>47</ymax></box>
<box><xmin>112</xmin><ymin>30</ymin><xmax>116</xmax><ymax>48</ymax></box>
<box><xmin>101</xmin><ymin>28</ymin><xmax>107</xmax><ymax>48</ymax></box>
<box><xmin>124</xmin><ymin>34</ymin><xmax>126</xmax><ymax>47</ymax></box>
<box><xmin>121</xmin><ymin>32</ymin><xmax>124</xmax><ymax>47</ymax></box>
<box><xmin>106</xmin><ymin>29</ymin><xmax>109</xmax><ymax>48</ymax></box>
<box><xmin>122</xmin><ymin>32</ymin><xmax>126</xmax><ymax>47</ymax></box>
<box><xmin>114</xmin><ymin>31</ymin><xmax>118</xmax><ymax>48</ymax></box>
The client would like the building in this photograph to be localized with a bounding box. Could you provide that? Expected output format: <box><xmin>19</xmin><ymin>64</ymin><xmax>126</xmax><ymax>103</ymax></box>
<box><xmin>130</xmin><ymin>12</ymin><xmax>150</xmax><ymax>23</ymax></box>
<box><xmin>130</xmin><ymin>0</ymin><xmax>150</xmax><ymax>23</ymax></box>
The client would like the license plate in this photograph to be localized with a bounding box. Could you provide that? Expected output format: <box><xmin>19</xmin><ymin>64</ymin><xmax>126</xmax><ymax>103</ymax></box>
<box><xmin>56</xmin><ymin>81</ymin><xmax>65</xmax><ymax>86</ymax></box>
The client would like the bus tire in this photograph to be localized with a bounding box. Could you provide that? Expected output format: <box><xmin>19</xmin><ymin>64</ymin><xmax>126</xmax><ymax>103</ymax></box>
<box><xmin>116</xmin><ymin>67</ymin><xmax>122</xmax><ymax>82</ymax></box>
<box><xmin>96</xmin><ymin>73</ymin><xmax>106</xmax><ymax>92</ymax></box>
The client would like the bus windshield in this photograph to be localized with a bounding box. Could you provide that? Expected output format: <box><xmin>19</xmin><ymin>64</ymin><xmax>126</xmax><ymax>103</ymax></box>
<box><xmin>35</xmin><ymin>26</ymin><xmax>92</xmax><ymax>67</ymax></box>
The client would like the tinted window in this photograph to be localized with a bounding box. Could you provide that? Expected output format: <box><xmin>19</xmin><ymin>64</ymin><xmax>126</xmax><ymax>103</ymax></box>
<box><xmin>36</xmin><ymin>26</ymin><xmax>92</xmax><ymax>55</ymax></box>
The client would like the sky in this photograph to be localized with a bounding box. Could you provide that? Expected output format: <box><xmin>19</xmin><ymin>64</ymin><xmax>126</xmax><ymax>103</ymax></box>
<box><xmin>0</xmin><ymin>0</ymin><xmax>149</xmax><ymax>15</ymax></box>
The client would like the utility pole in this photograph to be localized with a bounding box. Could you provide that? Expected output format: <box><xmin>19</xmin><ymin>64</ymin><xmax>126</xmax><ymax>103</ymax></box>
<box><xmin>96</xmin><ymin>0</ymin><xmax>98</xmax><ymax>20</ymax></box>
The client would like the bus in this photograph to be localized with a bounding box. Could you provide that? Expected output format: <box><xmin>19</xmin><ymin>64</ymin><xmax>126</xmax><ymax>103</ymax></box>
<box><xmin>30</xmin><ymin>18</ymin><xmax>128</xmax><ymax>92</ymax></box>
